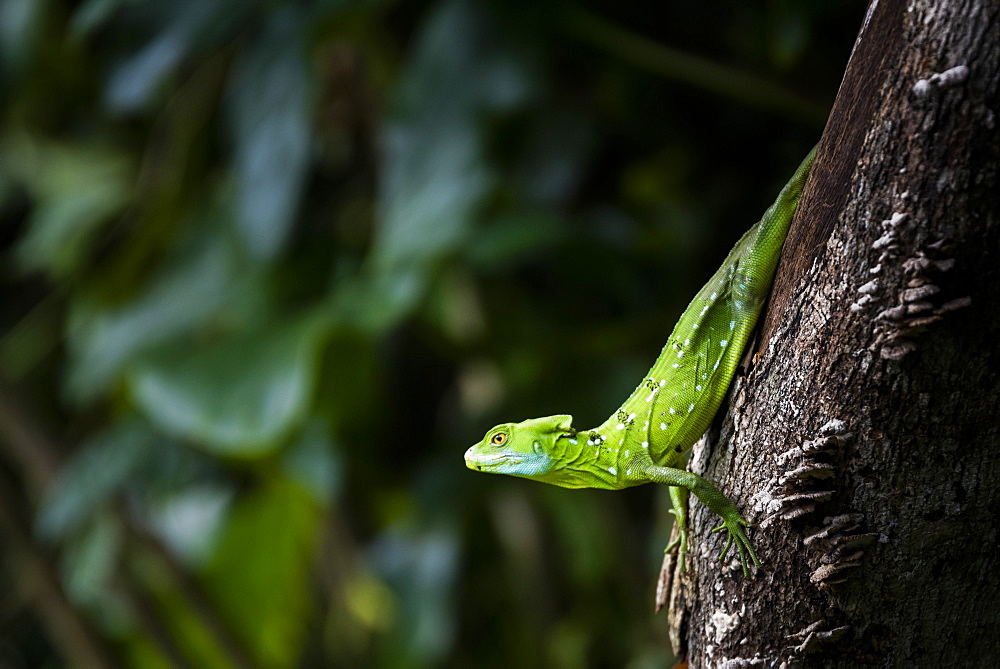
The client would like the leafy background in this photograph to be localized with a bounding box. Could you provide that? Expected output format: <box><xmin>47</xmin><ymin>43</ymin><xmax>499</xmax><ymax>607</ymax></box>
<box><xmin>0</xmin><ymin>0</ymin><xmax>860</xmax><ymax>666</ymax></box>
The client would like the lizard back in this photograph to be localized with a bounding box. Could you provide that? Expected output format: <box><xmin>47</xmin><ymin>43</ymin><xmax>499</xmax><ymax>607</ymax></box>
<box><xmin>591</xmin><ymin>149</ymin><xmax>815</xmax><ymax>467</ymax></box>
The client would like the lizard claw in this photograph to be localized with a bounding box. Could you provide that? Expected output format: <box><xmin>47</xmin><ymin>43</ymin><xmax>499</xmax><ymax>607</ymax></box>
<box><xmin>664</xmin><ymin>511</ymin><xmax>689</xmax><ymax>573</ymax></box>
<box><xmin>712</xmin><ymin>515</ymin><xmax>761</xmax><ymax>579</ymax></box>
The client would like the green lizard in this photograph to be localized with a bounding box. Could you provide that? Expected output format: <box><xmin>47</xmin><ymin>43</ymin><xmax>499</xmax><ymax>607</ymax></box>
<box><xmin>465</xmin><ymin>147</ymin><xmax>815</xmax><ymax>578</ymax></box>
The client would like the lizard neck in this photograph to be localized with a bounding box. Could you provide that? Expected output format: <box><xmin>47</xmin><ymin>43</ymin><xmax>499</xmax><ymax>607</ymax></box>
<box><xmin>537</xmin><ymin>431</ymin><xmax>643</xmax><ymax>490</ymax></box>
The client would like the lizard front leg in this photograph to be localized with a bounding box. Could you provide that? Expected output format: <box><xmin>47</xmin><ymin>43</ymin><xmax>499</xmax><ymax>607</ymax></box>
<box><xmin>641</xmin><ymin>465</ymin><xmax>760</xmax><ymax>578</ymax></box>
<box><xmin>664</xmin><ymin>486</ymin><xmax>690</xmax><ymax>572</ymax></box>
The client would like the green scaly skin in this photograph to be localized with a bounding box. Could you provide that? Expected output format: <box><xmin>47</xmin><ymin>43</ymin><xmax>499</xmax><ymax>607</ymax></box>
<box><xmin>466</xmin><ymin>148</ymin><xmax>815</xmax><ymax>578</ymax></box>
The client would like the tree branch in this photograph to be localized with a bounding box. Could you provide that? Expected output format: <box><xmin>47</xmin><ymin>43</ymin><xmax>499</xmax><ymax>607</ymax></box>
<box><xmin>564</xmin><ymin>7</ymin><xmax>829</xmax><ymax>126</ymax></box>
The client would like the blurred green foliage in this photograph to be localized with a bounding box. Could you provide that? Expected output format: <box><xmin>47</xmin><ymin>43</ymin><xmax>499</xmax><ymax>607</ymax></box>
<box><xmin>0</xmin><ymin>0</ymin><xmax>859</xmax><ymax>665</ymax></box>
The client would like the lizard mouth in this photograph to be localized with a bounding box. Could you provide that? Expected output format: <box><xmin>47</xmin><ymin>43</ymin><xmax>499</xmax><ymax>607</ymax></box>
<box><xmin>464</xmin><ymin>448</ymin><xmax>515</xmax><ymax>471</ymax></box>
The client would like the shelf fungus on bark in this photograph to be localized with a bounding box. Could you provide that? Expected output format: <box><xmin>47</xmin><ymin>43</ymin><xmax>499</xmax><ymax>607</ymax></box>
<box><xmin>757</xmin><ymin>420</ymin><xmax>850</xmax><ymax>528</ymax></box>
<box><xmin>861</xmin><ymin>205</ymin><xmax>970</xmax><ymax>361</ymax></box>
<box><xmin>755</xmin><ymin>420</ymin><xmax>876</xmax><ymax>590</ymax></box>
<box><xmin>805</xmin><ymin>514</ymin><xmax>877</xmax><ymax>589</ymax></box>
<box><xmin>786</xmin><ymin>620</ymin><xmax>851</xmax><ymax>655</ymax></box>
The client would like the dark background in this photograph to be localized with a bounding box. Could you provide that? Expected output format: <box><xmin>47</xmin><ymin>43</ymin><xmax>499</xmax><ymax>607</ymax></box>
<box><xmin>0</xmin><ymin>0</ymin><xmax>861</xmax><ymax>665</ymax></box>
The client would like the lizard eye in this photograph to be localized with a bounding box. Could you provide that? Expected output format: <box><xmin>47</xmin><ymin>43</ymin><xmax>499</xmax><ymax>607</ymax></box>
<box><xmin>491</xmin><ymin>432</ymin><xmax>507</xmax><ymax>445</ymax></box>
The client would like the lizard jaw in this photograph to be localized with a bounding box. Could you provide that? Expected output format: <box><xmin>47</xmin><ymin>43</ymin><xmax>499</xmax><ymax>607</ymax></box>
<box><xmin>464</xmin><ymin>447</ymin><xmax>515</xmax><ymax>471</ymax></box>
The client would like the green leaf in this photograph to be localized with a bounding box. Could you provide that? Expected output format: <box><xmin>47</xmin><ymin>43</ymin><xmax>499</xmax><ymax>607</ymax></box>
<box><xmin>227</xmin><ymin>6</ymin><xmax>313</xmax><ymax>261</ymax></box>
<box><xmin>129</xmin><ymin>317</ymin><xmax>323</xmax><ymax>455</ymax></box>
<box><xmin>148</xmin><ymin>485</ymin><xmax>233</xmax><ymax>566</ymax></box>
<box><xmin>281</xmin><ymin>418</ymin><xmax>343</xmax><ymax>506</ymax></box>
<box><xmin>356</xmin><ymin>0</ymin><xmax>536</xmax><ymax>328</ymax></box>
<box><xmin>103</xmin><ymin>0</ymin><xmax>249</xmax><ymax>112</ymax></box>
<box><xmin>0</xmin><ymin>0</ymin><xmax>46</xmax><ymax>78</ymax></box>
<box><xmin>36</xmin><ymin>419</ymin><xmax>157</xmax><ymax>541</ymax></box>
<box><xmin>58</xmin><ymin>515</ymin><xmax>131</xmax><ymax>632</ymax></box>
<box><xmin>465</xmin><ymin>211</ymin><xmax>566</xmax><ymax>271</ymax></box>
<box><xmin>1</xmin><ymin>132</ymin><xmax>133</xmax><ymax>279</ymax></box>
<box><xmin>370</xmin><ymin>525</ymin><xmax>459</xmax><ymax>665</ymax></box>
<box><xmin>69</xmin><ymin>0</ymin><xmax>128</xmax><ymax>38</ymax></box>
<box><xmin>65</xmin><ymin>231</ymin><xmax>236</xmax><ymax>402</ymax></box>
<box><xmin>202</xmin><ymin>478</ymin><xmax>321</xmax><ymax>667</ymax></box>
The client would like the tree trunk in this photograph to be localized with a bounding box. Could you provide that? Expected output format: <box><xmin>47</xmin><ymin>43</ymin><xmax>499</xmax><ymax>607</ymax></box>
<box><xmin>661</xmin><ymin>0</ymin><xmax>1000</xmax><ymax>664</ymax></box>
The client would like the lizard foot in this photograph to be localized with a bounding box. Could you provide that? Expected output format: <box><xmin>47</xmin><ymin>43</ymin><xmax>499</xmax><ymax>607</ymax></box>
<box><xmin>664</xmin><ymin>508</ymin><xmax>689</xmax><ymax>572</ymax></box>
<box><xmin>711</xmin><ymin>513</ymin><xmax>761</xmax><ymax>579</ymax></box>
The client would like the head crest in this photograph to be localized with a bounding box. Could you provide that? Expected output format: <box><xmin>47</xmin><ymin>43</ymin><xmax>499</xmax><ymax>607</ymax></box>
<box><xmin>519</xmin><ymin>414</ymin><xmax>574</xmax><ymax>435</ymax></box>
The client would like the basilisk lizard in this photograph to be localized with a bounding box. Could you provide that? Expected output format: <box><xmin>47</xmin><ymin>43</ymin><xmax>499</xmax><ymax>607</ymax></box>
<box><xmin>465</xmin><ymin>147</ymin><xmax>815</xmax><ymax>577</ymax></box>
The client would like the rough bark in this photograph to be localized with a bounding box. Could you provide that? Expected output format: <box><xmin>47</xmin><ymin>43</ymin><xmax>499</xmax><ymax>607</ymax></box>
<box><xmin>662</xmin><ymin>0</ymin><xmax>1000</xmax><ymax>665</ymax></box>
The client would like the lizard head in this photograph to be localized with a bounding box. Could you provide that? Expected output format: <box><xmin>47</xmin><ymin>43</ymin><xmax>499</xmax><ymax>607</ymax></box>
<box><xmin>465</xmin><ymin>415</ymin><xmax>575</xmax><ymax>479</ymax></box>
